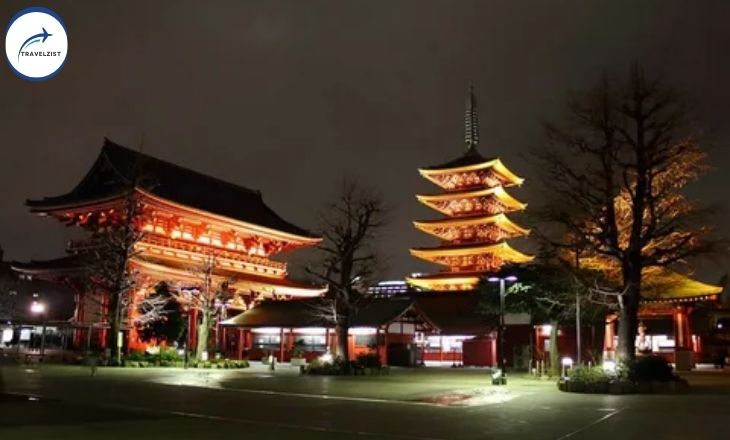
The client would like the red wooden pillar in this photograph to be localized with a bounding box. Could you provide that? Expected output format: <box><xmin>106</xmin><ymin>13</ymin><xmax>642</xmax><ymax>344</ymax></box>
<box><xmin>383</xmin><ymin>329</ymin><xmax>389</xmax><ymax>366</ymax></box>
<box><xmin>278</xmin><ymin>328</ymin><xmax>285</xmax><ymax>361</ymax></box>
<box><xmin>674</xmin><ymin>306</ymin><xmax>693</xmax><ymax>371</ymax></box>
<box><xmin>674</xmin><ymin>306</ymin><xmax>692</xmax><ymax>350</ymax></box>
<box><xmin>348</xmin><ymin>334</ymin><xmax>355</xmax><ymax>361</ymax></box>
<box><xmin>188</xmin><ymin>309</ymin><xmax>198</xmax><ymax>352</ymax></box>
<box><xmin>376</xmin><ymin>328</ymin><xmax>382</xmax><ymax>364</ymax></box>
<box><xmin>99</xmin><ymin>328</ymin><xmax>107</xmax><ymax>349</ymax></box>
<box><xmin>237</xmin><ymin>328</ymin><xmax>244</xmax><ymax>360</ymax></box>
<box><xmin>603</xmin><ymin>315</ymin><xmax>617</xmax><ymax>360</ymax></box>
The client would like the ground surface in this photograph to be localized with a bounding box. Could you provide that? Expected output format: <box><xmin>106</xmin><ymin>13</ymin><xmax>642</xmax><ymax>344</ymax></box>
<box><xmin>2</xmin><ymin>362</ymin><xmax>730</xmax><ymax>439</ymax></box>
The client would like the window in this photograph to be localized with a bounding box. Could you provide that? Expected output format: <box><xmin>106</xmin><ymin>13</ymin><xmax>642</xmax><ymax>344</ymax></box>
<box><xmin>294</xmin><ymin>335</ymin><xmax>326</xmax><ymax>351</ymax></box>
<box><xmin>253</xmin><ymin>334</ymin><xmax>280</xmax><ymax>350</ymax></box>
<box><xmin>354</xmin><ymin>334</ymin><xmax>376</xmax><ymax>347</ymax></box>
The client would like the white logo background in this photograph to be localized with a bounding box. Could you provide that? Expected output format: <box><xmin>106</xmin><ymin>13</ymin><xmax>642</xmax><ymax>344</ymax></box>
<box><xmin>5</xmin><ymin>8</ymin><xmax>68</xmax><ymax>81</ymax></box>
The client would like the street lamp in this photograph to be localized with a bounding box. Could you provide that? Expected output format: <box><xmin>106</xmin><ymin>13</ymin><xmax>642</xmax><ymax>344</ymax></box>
<box><xmin>30</xmin><ymin>295</ymin><xmax>48</xmax><ymax>360</ymax></box>
<box><xmin>487</xmin><ymin>275</ymin><xmax>517</xmax><ymax>385</ymax></box>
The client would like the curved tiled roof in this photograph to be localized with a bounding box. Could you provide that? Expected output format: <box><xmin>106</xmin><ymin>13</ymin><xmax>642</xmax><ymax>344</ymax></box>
<box><xmin>26</xmin><ymin>139</ymin><xmax>317</xmax><ymax>239</ymax></box>
<box><xmin>421</xmin><ymin>147</ymin><xmax>494</xmax><ymax>171</ymax></box>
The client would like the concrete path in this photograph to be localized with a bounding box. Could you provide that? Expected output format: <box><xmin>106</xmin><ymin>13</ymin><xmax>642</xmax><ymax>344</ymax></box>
<box><xmin>2</xmin><ymin>364</ymin><xmax>730</xmax><ymax>439</ymax></box>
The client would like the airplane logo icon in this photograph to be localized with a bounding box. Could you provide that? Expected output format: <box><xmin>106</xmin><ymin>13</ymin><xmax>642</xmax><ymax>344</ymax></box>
<box><xmin>18</xmin><ymin>27</ymin><xmax>52</xmax><ymax>61</ymax></box>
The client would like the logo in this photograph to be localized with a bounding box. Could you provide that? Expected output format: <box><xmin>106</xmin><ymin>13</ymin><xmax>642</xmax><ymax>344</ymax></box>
<box><xmin>5</xmin><ymin>7</ymin><xmax>68</xmax><ymax>81</ymax></box>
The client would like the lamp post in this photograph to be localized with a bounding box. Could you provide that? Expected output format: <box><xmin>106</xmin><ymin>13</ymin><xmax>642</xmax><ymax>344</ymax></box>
<box><xmin>9</xmin><ymin>290</ymin><xmax>20</xmax><ymax>358</ymax></box>
<box><xmin>30</xmin><ymin>295</ymin><xmax>48</xmax><ymax>361</ymax></box>
<box><xmin>488</xmin><ymin>275</ymin><xmax>517</xmax><ymax>385</ymax></box>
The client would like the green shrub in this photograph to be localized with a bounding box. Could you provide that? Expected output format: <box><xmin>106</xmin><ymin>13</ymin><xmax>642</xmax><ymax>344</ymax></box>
<box><xmin>291</xmin><ymin>339</ymin><xmax>306</xmax><ymax>358</ymax></box>
<box><xmin>306</xmin><ymin>356</ymin><xmax>365</xmax><ymax>376</ymax></box>
<box><xmin>567</xmin><ymin>366</ymin><xmax>611</xmax><ymax>384</ymax></box>
<box><xmin>126</xmin><ymin>351</ymin><xmax>148</xmax><ymax>362</ymax></box>
<box><xmin>626</xmin><ymin>356</ymin><xmax>676</xmax><ymax>382</ymax></box>
<box><xmin>356</xmin><ymin>353</ymin><xmax>382</xmax><ymax>369</ymax></box>
<box><xmin>158</xmin><ymin>347</ymin><xmax>182</xmax><ymax>363</ymax></box>
<box><xmin>235</xmin><ymin>360</ymin><xmax>250</xmax><ymax>369</ymax></box>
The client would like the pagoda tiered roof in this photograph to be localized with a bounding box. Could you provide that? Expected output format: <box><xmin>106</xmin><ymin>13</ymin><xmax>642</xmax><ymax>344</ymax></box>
<box><xmin>408</xmin><ymin>85</ymin><xmax>532</xmax><ymax>291</ymax></box>
<box><xmin>413</xmin><ymin>213</ymin><xmax>529</xmax><ymax>238</ymax></box>
<box><xmin>27</xmin><ymin>139</ymin><xmax>317</xmax><ymax>241</ymax></box>
<box><xmin>416</xmin><ymin>186</ymin><xmax>527</xmax><ymax>215</ymax></box>
<box><xmin>410</xmin><ymin>241</ymin><xmax>533</xmax><ymax>265</ymax></box>
<box><xmin>419</xmin><ymin>148</ymin><xmax>524</xmax><ymax>188</ymax></box>
<box><xmin>406</xmin><ymin>272</ymin><xmax>484</xmax><ymax>291</ymax></box>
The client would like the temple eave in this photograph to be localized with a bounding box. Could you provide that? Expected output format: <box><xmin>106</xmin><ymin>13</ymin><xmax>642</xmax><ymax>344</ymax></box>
<box><xmin>130</xmin><ymin>258</ymin><xmax>326</xmax><ymax>298</ymax></box>
<box><xmin>418</xmin><ymin>159</ymin><xmax>524</xmax><ymax>186</ymax></box>
<box><xmin>406</xmin><ymin>274</ymin><xmax>481</xmax><ymax>291</ymax></box>
<box><xmin>409</xmin><ymin>244</ymin><xmax>534</xmax><ymax>263</ymax></box>
<box><xmin>413</xmin><ymin>214</ymin><xmax>530</xmax><ymax>236</ymax></box>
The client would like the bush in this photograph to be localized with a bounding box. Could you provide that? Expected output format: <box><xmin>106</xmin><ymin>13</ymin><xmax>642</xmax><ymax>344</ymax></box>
<box><xmin>158</xmin><ymin>347</ymin><xmax>182</xmax><ymax>363</ymax></box>
<box><xmin>126</xmin><ymin>351</ymin><xmax>148</xmax><ymax>362</ymax></box>
<box><xmin>291</xmin><ymin>339</ymin><xmax>306</xmax><ymax>358</ymax></box>
<box><xmin>356</xmin><ymin>353</ymin><xmax>382</xmax><ymax>369</ymax></box>
<box><xmin>125</xmin><ymin>347</ymin><xmax>181</xmax><ymax>367</ymax></box>
<box><xmin>305</xmin><ymin>356</ymin><xmax>383</xmax><ymax>376</ymax></box>
<box><xmin>559</xmin><ymin>356</ymin><xmax>685</xmax><ymax>394</ymax></box>
<box><xmin>567</xmin><ymin>366</ymin><xmax>611</xmax><ymax>384</ymax></box>
<box><xmin>626</xmin><ymin>356</ymin><xmax>676</xmax><ymax>383</ymax></box>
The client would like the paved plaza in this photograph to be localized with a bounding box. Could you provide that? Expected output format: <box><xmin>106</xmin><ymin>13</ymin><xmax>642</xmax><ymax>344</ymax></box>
<box><xmin>2</xmin><ymin>363</ymin><xmax>730</xmax><ymax>439</ymax></box>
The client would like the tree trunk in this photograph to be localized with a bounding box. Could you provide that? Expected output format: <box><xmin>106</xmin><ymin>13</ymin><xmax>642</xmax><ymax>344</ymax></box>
<box><xmin>549</xmin><ymin>320</ymin><xmax>560</xmax><ymax>377</ymax></box>
<box><xmin>335</xmin><ymin>323</ymin><xmax>349</xmax><ymax>361</ymax></box>
<box><xmin>196</xmin><ymin>311</ymin><xmax>210</xmax><ymax>361</ymax></box>
<box><xmin>106</xmin><ymin>293</ymin><xmax>122</xmax><ymax>364</ymax></box>
<box><xmin>590</xmin><ymin>322</ymin><xmax>606</xmax><ymax>364</ymax></box>
<box><xmin>617</xmin><ymin>266</ymin><xmax>642</xmax><ymax>361</ymax></box>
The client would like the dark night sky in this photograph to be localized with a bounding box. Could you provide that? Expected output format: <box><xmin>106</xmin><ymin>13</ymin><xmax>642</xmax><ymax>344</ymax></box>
<box><xmin>1</xmin><ymin>0</ymin><xmax>729</xmax><ymax>282</ymax></box>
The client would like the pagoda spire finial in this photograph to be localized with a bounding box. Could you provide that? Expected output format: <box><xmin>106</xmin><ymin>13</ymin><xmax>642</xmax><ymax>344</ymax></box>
<box><xmin>464</xmin><ymin>83</ymin><xmax>479</xmax><ymax>149</ymax></box>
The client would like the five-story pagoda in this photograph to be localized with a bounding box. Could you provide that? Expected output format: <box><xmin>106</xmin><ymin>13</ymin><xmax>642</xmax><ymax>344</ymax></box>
<box><xmin>407</xmin><ymin>86</ymin><xmax>533</xmax><ymax>291</ymax></box>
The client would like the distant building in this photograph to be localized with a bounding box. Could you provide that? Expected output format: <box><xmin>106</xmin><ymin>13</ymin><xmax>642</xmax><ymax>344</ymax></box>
<box><xmin>367</xmin><ymin>280</ymin><xmax>410</xmax><ymax>297</ymax></box>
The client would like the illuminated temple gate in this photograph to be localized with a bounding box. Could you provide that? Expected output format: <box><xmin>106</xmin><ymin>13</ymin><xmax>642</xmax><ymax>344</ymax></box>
<box><xmin>13</xmin><ymin>139</ymin><xmax>325</xmax><ymax>352</ymax></box>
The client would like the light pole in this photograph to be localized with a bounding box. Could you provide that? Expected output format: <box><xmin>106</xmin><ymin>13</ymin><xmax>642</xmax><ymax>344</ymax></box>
<box><xmin>488</xmin><ymin>275</ymin><xmax>517</xmax><ymax>385</ymax></box>
<box><xmin>575</xmin><ymin>291</ymin><xmax>581</xmax><ymax>365</ymax></box>
<box><xmin>30</xmin><ymin>295</ymin><xmax>48</xmax><ymax>361</ymax></box>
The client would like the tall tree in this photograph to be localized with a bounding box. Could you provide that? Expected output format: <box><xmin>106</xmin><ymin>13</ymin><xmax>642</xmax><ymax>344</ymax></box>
<box><xmin>81</xmin><ymin>190</ymin><xmax>145</xmax><ymax>363</ymax></box>
<box><xmin>171</xmin><ymin>254</ymin><xmax>232</xmax><ymax>361</ymax></box>
<box><xmin>534</xmin><ymin>65</ymin><xmax>723</xmax><ymax>361</ymax></box>
<box><xmin>307</xmin><ymin>181</ymin><xmax>388</xmax><ymax>361</ymax></box>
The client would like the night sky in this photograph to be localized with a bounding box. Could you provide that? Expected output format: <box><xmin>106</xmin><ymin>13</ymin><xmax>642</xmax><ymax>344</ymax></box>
<box><xmin>1</xmin><ymin>1</ymin><xmax>729</xmax><ymax>282</ymax></box>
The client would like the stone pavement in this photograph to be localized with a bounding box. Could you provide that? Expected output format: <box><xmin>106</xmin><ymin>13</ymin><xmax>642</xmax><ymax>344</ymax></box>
<box><xmin>2</xmin><ymin>364</ymin><xmax>730</xmax><ymax>439</ymax></box>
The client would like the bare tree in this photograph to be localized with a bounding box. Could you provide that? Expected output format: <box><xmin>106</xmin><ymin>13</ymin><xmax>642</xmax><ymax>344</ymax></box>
<box><xmin>307</xmin><ymin>181</ymin><xmax>388</xmax><ymax>361</ymax></box>
<box><xmin>135</xmin><ymin>292</ymin><xmax>171</xmax><ymax>327</ymax></box>
<box><xmin>170</xmin><ymin>254</ymin><xmax>232</xmax><ymax>361</ymax></box>
<box><xmin>80</xmin><ymin>190</ymin><xmax>146</xmax><ymax>363</ymax></box>
<box><xmin>533</xmin><ymin>65</ymin><xmax>724</xmax><ymax>360</ymax></box>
